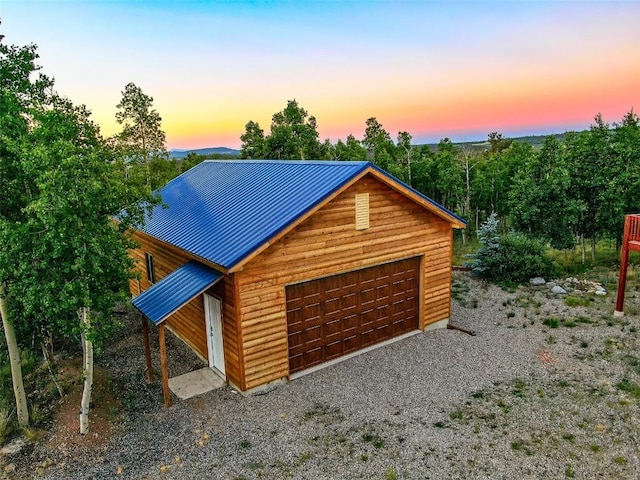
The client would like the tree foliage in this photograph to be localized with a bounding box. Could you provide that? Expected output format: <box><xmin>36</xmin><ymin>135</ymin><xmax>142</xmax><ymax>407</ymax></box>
<box><xmin>241</xmin><ymin>100</ymin><xmax>325</xmax><ymax>160</ymax></box>
<box><xmin>1</xmin><ymin>35</ymin><xmax>156</xmax><ymax>432</ymax></box>
<box><xmin>0</xmin><ymin>37</ymin><xmax>54</xmax><ymax>428</ymax></box>
<box><xmin>333</xmin><ymin>134</ymin><xmax>367</xmax><ymax>161</ymax></box>
<box><xmin>509</xmin><ymin>137</ymin><xmax>581</xmax><ymax>249</ymax></box>
<box><xmin>240</xmin><ymin>120</ymin><xmax>265</xmax><ymax>159</ymax></box>
<box><xmin>114</xmin><ymin>82</ymin><xmax>169</xmax><ymax>190</ymax></box>
<box><xmin>9</xmin><ymin>97</ymin><xmax>146</xmax><ymax>342</ymax></box>
<box><xmin>362</xmin><ymin>117</ymin><xmax>395</xmax><ymax>167</ymax></box>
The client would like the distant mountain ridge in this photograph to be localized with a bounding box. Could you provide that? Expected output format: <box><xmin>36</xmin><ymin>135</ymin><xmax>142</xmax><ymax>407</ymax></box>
<box><xmin>418</xmin><ymin>132</ymin><xmax>568</xmax><ymax>151</ymax></box>
<box><xmin>170</xmin><ymin>147</ymin><xmax>240</xmax><ymax>159</ymax></box>
<box><xmin>170</xmin><ymin>132</ymin><xmax>567</xmax><ymax>160</ymax></box>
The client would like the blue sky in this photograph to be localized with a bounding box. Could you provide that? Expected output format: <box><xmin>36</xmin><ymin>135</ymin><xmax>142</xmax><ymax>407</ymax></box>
<box><xmin>2</xmin><ymin>1</ymin><xmax>638</xmax><ymax>148</ymax></box>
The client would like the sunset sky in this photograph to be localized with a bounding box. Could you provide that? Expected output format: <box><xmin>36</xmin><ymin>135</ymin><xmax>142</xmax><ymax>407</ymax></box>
<box><xmin>2</xmin><ymin>1</ymin><xmax>639</xmax><ymax>150</ymax></box>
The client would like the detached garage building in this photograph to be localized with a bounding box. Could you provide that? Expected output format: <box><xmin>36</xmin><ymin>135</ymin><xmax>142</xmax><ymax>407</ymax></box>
<box><xmin>130</xmin><ymin>160</ymin><xmax>465</xmax><ymax>399</ymax></box>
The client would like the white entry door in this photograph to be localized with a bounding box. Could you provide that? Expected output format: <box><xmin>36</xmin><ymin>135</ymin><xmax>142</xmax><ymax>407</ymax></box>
<box><xmin>204</xmin><ymin>294</ymin><xmax>226</xmax><ymax>377</ymax></box>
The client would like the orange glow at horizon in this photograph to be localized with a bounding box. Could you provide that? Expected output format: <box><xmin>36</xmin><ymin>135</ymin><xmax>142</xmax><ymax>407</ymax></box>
<box><xmin>6</xmin><ymin>1</ymin><xmax>637</xmax><ymax>150</ymax></box>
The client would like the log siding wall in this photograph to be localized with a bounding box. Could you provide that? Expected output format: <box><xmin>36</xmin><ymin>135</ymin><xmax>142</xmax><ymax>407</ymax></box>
<box><xmin>236</xmin><ymin>174</ymin><xmax>453</xmax><ymax>389</ymax></box>
<box><xmin>129</xmin><ymin>232</ymin><xmax>242</xmax><ymax>388</ymax></box>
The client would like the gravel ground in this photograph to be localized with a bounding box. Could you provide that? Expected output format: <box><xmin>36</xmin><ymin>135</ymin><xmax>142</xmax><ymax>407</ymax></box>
<box><xmin>8</xmin><ymin>273</ymin><xmax>640</xmax><ymax>479</ymax></box>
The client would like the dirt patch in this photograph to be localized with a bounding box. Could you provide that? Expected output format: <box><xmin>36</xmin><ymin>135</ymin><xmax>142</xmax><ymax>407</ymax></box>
<box><xmin>537</xmin><ymin>349</ymin><xmax>554</xmax><ymax>363</ymax></box>
<box><xmin>41</xmin><ymin>359</ymin><xmax>121</xmax><ymax>454</ymax></box>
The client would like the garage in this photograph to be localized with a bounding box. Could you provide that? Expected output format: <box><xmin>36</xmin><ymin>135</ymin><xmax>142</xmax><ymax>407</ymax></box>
<box><xmin>286</xmin><ymin>257</ymin><xmax>420</xmax><ymax>374</ymax></box>
<box><xmin>132</xmin><ymin>160</ymin><xmax>465</xmax><ymax>394</ymax></box>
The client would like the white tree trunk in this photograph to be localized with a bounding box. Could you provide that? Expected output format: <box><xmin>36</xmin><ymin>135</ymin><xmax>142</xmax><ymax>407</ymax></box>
<box><xmin>79</xmin><ymin>307</ymin><xmax>93</xmax><ymax>435</ymax></box>
<box><xmin>0</xmin><ymin>282</ymin><xmax>29</xmax><ymax>427</ymax></box>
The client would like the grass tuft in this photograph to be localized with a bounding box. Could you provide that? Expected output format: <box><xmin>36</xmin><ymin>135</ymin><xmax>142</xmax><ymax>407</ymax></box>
<box><xmin>616</xmin><ymin>379</ymin><xmax>640</xmax><ymax>398</ymax></box>
<box><xmin>0</xmin><ymin>407</ymin><xmax>12</xmax><ymax>445</ymax></box>
<box><xmin>565</xmin><ymin>296</ymin><xmax>591</xmax><ymax>307</ymax></box>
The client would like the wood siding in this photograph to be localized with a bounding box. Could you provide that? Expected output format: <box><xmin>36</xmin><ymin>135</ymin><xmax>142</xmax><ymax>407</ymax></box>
<box><xmin>236</xmin><ymin>174</ymin><xmax>453</xmax><ymax>389</ymax></box>
<box><xmin>211</xmin><ymin>274</ymin><xmax>243</xmax><ymax>388</ymax></box>
<box><xmin>129</xmin><ymin>232</ymin><xmax>242</xmax><ymax>387</ymax></box>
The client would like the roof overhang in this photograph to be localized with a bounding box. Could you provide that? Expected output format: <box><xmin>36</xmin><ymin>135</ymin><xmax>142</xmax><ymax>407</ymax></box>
<box><xmin>132</xmin><ymin>260</ymin><xmax>223</xmax><ymax>325</ymax></box>
<box><xmin>131</xmin><ymin>229</ymin><xmax>230</xmax><ymax>274</ymax></box>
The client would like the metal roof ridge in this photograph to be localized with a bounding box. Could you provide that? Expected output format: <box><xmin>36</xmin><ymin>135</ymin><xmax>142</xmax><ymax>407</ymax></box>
<box><xmin>202</xmin><ymin>159</ymin><xmax>370</xmax><ymax>166</ymax></box>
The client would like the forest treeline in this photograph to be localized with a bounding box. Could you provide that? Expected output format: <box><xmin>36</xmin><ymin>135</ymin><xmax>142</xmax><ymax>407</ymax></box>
<box><xmin>236</xmin><ymin>100</ymin><xmax>640</xmax><ymax>260</ymax></box>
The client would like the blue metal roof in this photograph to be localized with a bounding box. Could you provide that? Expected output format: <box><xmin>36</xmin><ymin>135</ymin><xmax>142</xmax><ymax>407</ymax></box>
<box><xmin>132</xmin><ymin>260</ymin><xmax>223</xmax><ymax>325</ymax></box>
<box><xmin>138</xmin><ymin>160</ymin><xmax>465</xmax><ymax>270</ymax></box>
<box><xmin>141</xmin><ymin>160</ymin><xmax>370</xmax><ymax>269</ymax></box>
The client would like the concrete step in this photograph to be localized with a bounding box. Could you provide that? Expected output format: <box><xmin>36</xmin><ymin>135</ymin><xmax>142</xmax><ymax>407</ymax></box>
<box><xmin>168</xmin><ymin>368</ymin><xmax>225</xmax><ymax>400</ymax></box>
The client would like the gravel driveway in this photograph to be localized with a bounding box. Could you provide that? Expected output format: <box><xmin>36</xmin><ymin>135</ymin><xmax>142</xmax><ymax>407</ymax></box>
<box><xmin>13</xmin><ymin>273</ymin><xmax>640</xmax><ymax>479</ymax></box>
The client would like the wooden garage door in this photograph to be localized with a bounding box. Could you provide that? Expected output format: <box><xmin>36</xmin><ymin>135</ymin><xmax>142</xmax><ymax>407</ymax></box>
<box><xmin>286</xmin><ymin>257</ymin><xmax>420</xmax><ymax>374</ymax></box>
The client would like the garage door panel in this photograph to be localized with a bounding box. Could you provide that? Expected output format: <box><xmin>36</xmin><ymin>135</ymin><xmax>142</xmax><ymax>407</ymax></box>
<box><xmin>288</xmin><ymin>331</ymin><xmax>303</xmax><ymax>348</ymax></box>
<box><xmin>286</xmin><ymin>257</ymin><xmax>420</xmax><ymax>374</ymax></box>
<box><xmin>361</xmin><ymin>329</ymin><xmax>377</xmax><ymax>348</ymax></box>
<box><xmin>342</xmin><ymin>314</ymin><xmax>358</xmax><ymax>331</ymax></box>
<box><xmin>286</xmin><ymin>284</ymin><xmax>304</xmax><ymax>302</ymax></box>
<box><xmin>391</xmin><ymin>279</ymin><xmax>408</xmax><ymax>295</ymax></box>
<box><xmin>303</xmin><ymin>302</ymin><xmax>321</xmax><ymax>318</ymax></box>
<box><xmin>304</xmin><ymin>324</ymin><xmax>322</xmax><ymax>341</ymax></box>
<box><xmin>325</xmin><ymin>318</ymin><xmax>342</xmax><ymax>336</ymax></box>
<box><xmin>325</xmin><ymin>297</ymin><xmax>341</xmax><ymax>315</ymax></box>
<box><xmin>287</xmin><ymin>309</ymin><xmax>304</xmax><ymax>331</ymax></box>
<box><xmin>376</xmin><ymin>284</ymin><xmax>390</xmax><ymax>301</ymax></box>
<box><xmin>391</xmin><ymin>299</ymin><xmax>407</xmax><ymax>314</ymax></box>
<box><xmin>360</xmin><ymin>289</ymin><xmax>376</xmax><ymax>307</ymax></box>
<box><xmin>325</xmin><ymin>341</ymin><xmax>343</xmax><ymax>360</ymax></box>
<box><xmin>301</xmin><ymin>315</ymin><xmax>322</xmax><ymax>330</ymax></box>
<box><xmin>391</xmin><ymin>317</ymin><xmax>411</xmax><ymax>333</ymax></box>
<box><xmin>376</xmin><ymin>304</ymin><xmax>389</xmax><ymax>318</ymax></box>
<box><xmin>303</xmin><ymin>347</ymin><xmax>323</xmax><ymax>368</ymax></box>
<box><xmin>342</xmin><ymin>292</ymin><xmax>358</xmax><ymax>310</ymax></box>
<box><xmin>289</xmin><ymin>354</ymin><xmax>304</xmax><ymax>372</ymax></box>
<box><xmin>343</xmin><ymin>334</ymin><xmax>360</xmax><ymax>354</ymax></box>
<box><xmin>376</xmin><ymin>324</ymin><xmax>391</xmax><ymax>339</ymax></box>
<box><xmin>361</xmin><ymin>308</ymin><xmax>376</xmax><ymax>327</ymax></box>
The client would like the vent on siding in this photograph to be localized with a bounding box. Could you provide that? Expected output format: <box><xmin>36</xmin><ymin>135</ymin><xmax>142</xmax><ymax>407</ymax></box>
<box><xmin>355</xmin><ymin>193</ymin><xmax>370</xmax><ymax>230</ymax></box>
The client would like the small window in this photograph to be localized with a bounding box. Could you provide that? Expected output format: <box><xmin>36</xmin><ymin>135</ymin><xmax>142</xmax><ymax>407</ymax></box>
<box><xmin>145</xmin><ymin>253</ymin><xmax>155</xmax><ymax>284</ymax></box>
<box><xmin>355</xmin><ymin>193</ymin><xmax>370</xmax><ymax>230</ymax></box>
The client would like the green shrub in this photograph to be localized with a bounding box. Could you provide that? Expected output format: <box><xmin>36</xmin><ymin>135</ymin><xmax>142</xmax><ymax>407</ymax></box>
<box><xmin>617</xmin><ymin>379</ymin><xmax>640</xmax><ymax>398</ymax></box>
<box><xmin>565</xmin><ymin>296</ymin><xmax>591</xmax><ymax>307</ymax></box>
<box><xmin>470</xmin><ymin>214</ymin><xmax>554</xmax><ymax>283</ymax></box>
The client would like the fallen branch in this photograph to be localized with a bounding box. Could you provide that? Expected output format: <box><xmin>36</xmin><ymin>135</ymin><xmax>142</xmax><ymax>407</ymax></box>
<box><xmin>447</xmin><ymin>323</ymin><xmax>476</xmax><ymax>336</ymax></box>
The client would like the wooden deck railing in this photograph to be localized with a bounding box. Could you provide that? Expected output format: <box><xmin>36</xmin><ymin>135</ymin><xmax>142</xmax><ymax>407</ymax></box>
<box><xmin>615</xmin><ymin>214</ymin><xmax>640</xmax><ymax>315</ymax></box>
<box><xmin>626</xmin><ymin>214</ymin><xmax>640</xmax><ymax>243</ymax></box>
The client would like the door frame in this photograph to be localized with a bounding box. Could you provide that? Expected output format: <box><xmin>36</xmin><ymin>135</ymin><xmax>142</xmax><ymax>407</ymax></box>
<box><xmin>204</xmin><ymin>293</ymin><xmax>226</xmax><ymax>378</ymax></box>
